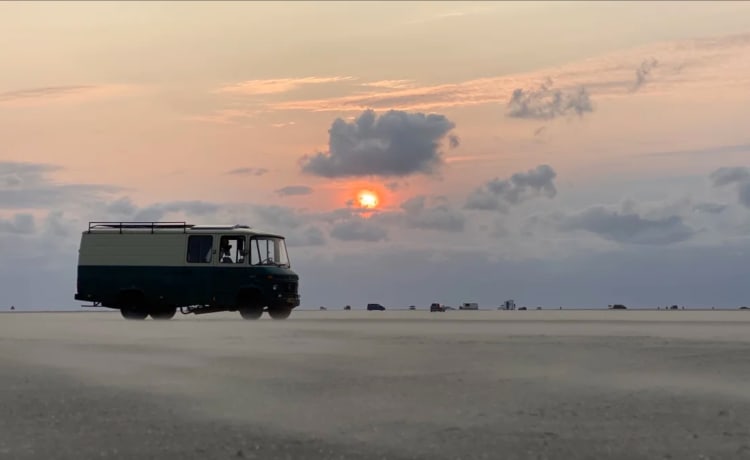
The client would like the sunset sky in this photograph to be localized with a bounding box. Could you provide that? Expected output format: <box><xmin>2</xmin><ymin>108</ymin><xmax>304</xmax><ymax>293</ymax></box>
<box><xmin>2</xmin><ymin>1</ymin><xmax>750</xmax><ymax>309</ymax></box>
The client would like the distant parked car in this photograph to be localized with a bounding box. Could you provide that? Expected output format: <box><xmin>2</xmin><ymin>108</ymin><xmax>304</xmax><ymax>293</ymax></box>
<box><xmin>609</xmin><ymin>304</ymin><xmax>627</xmax><ymax>310</ymax></box>
<box><xmin>408</xmin><ymin>305</ymin><xmax>416</xmax><ymax>310</ymax></box>
<box><xmin>430</xmin><ymin>303</ymin><xmax>445</xmax><ymax>312</ymax></box>
<box><xmin>740</xmin><ymin>306</ymin><xmax>749</xmax><ymax>310</ymax></box>
<box><xmin>367</xmin><ymin>303</ymin><xmax>385</xmax><ymax>311</ymax></box>
<box><xmin>344</xmin><ymin>305</ymin><xmax>351</xmax><ymax>310</ymax></box>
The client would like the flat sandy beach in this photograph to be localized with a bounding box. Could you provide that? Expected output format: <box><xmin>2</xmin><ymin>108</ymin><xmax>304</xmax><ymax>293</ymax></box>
<box><xmin>1</xmin><ymin>310</ymin><xmax>749</xmax><ymax>459</ymax></box>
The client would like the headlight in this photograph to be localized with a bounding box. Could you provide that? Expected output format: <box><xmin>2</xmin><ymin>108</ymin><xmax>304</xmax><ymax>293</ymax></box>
<box><xmin>272</xmin><ymin>284</ymin><xmax>278</xmax><ymax>290</ymax></box>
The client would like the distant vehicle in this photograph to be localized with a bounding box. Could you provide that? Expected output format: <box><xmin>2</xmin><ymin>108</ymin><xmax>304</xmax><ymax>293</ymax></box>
<box><xmin>344</xmin><ymin>305</ymin><xmax>352</xmax><ymax>310</ymax></box>
<box><xmin>459</xmin><ymin>302</ymin><xmax>479</xmax><ymax>310</ymax></box>
<box><xmin>740</xmin><ymin>306</ymin><xmax>749</xmax><ymax>310</ymax></box>
<box><xmin>74</xmin><ymin>221</ymin><xmax>300</xmax><ymax>321</ymax></box>
<box><xmin>367</xmin><ymin>303</ymin><xmax>385</xmax><ymax>311</ymax></box>
<box><xmin>500</xmin><ymin>299</ymin><xmax>516</xmax><ymax>310</ymax></box>
<box><xmin>518</xmin><ymin>306</ymin><xmax>527</xmax><ymax>310</ymax></box>
<box><xmin>430</xmin><ymin>303</ymin><xmax>445</xmax><ymax>312</ymax></box>
<box><xmin>669</xmin><ymin>305</ymin><xmax>679</xmax><ymax>310</ymax></box>
<box><xmin>408</xmin><ymin>305</ymin><xmax>416</xmax><ymax>310</ymax></box>
<box><xmin>320</xmin><ymin>306</ymin><xmax>327</xmax><ymax>311</ymax></box>
<box><xmin>609</xmin><ymin>304</ymin><xmax>627</xmax><ymax>310</ymax></box>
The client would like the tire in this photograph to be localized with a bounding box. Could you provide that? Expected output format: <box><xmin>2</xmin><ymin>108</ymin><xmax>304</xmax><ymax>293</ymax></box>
<box><xmin>239</xmin><ymin>305</ymin><xmax>263</xmax><ymax>320</ymax></box>
<box><xmin>121</xmin><ymin>307</ymin><xmax>148</xmax><ymax>320</ymax></box>
<box><xmin>150</xmin><ymin>307</ymin><xmax>177</xmax><ymax>320</ymax></box>
<box><xmin>118</xmin><ymin>291</ymin><xmax>149</xmax><ymax>320</ymax></box>
<box><xmin>268</xmin><ymin>308</ymin><xmax>292</xmax><ymax>320</ymax></box>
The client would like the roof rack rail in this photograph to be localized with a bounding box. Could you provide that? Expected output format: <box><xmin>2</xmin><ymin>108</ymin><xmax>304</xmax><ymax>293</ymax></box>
<box><xmin>190</xmin><ymin>224</ymin><xmax>252</xmax><ymax>230</ymax></box>
<box><xmin>87</xmin><ymin>221</ymin><xmax>193</xmax><ymax>234</ymax></box>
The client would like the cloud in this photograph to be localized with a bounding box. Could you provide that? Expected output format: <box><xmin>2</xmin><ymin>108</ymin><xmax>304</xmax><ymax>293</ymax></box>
<box><xmin>104</xmin><ymin>197</ymin><xmax>220</xmax><ymax>222</ymax></box>
<box><xmin>0</xmin><ymin>84</ymin><xmax>134</xmax><ymax>107</ymax></box>
<box><xmin>465</xmin><ymin>165</ymin><xmax>557</xmax><ymax>212</ymax></box>
<box><xmin>246</xmin><ymin>205</ymin><xmax>326</xmax><ymax>247</ymax></box>
<box><xmin>507</xmin><ymin>79</ymin><xmax>593</xmax><ymax>120</ymax></box>
<box><xmin>388</xmin><ymin>195</ymin><xmax>465</xmax><ymax>233</ymax></box>
<box><xmin>360</xmin><ymin>80</ymin><xmax>415</xmax><ymax>90</ymax></box>
<box><xmin>268</xmin><ymin>33</ymin><xmax>750</xmax><ymax>113</ymax></box>
<box><xmin>300</xmin><ymin>109</ymin><xmax>457</xmax><ymax>178</ymax></box>
<box><xmin>226</xmin><ymin>167</ymin><xmax>269</xmax><ymax>176</ymax></box>
<box><xmin>710</xmin><ymin>166</ymin><xmax>750</xmax><ymax>209</ymax></box>
<box><xmin>0</xmin><ymin>161</ymin><xmax>121</xmax><ymax>210</ymax></box>
<box><xmin>632</xmin><ymin>58</ymin><xmax>659</xmax><ymax>91</ymax></box>
<box><xmin>559</xmin><ymin>206</ymin><xmax>696</xmax><ymax>245</ymax></box>
<box><xmin>330</xmin><ymin>217</ymin><xmax>388</xmax><ymax>242</ymax></box>
<box><xmin>692</xmin><ymin>202</ymin><xmax>728</xmax><ymax>214</ymax></box>
<box><xmin>271</xmin><ymin>121</ymin><xmax>296</xmax><ymax>128</ymax></box>
<box><xmin>216</xmin><ymin>76</ymin><xmax>355</xmax><ymax>96</ymax></box>
<box><xmin>276</xmin><ymin>185</ymin><xmax>313</xmax><ymax>196</ymax></box>
<box><xmin>0</xmin><ymin>213</ymin><xmax>35</xmax><ymax>234</ymax></box>
<box><xmin>638</xmin><ymin>143</ymin><xmax>750</xmax><ymax>159</ymax></box>
<box><xmin>184</xmin><ymin>109</ymin><xmax>261</xmax><ymax>125</ymax></box>
<box><xmin>710</xmin><ymin>166</ymin><xmax>750</xmax><ymax>187</ymax></box>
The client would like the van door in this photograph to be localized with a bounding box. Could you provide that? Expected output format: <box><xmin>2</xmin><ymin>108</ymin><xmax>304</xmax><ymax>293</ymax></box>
<box><xmin>184</xmin><ymin>234</ymin><xmax>215</xmax><ymax>306</ymax></box>
<box><xmin>213</xmin><ymin>234</ymin><xmax>248</xmax><ymax>305</ymax></box>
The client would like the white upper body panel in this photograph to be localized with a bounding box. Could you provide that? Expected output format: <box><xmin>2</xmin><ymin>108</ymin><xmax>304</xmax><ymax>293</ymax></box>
<box><xmin>78</xmin><ymin>223</ymin><xmax>286</xmax><ymax>267</ymax></box>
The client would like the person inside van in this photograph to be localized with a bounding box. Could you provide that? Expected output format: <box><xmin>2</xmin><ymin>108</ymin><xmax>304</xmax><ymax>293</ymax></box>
<box><xmin>220</xmin><ymin>243</ymin><xmax>233</xmax><ymax>263</ymax></box>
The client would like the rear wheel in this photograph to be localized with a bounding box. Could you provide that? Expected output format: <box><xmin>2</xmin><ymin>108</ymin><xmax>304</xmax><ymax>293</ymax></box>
<box><xmin>239</xmin><ymin>305</ymin><xmax>263</xmax><ymax>320</ymax></box>
<box><xmin>119</xmin><ymin>291</ymin><xmax>148</xmax><ymax>320</ymax></box>
<box><xmin>150</xmin><ymin>307</ymin><xmax>177</xmax><ymax>320</ymax></box>
<box><xmin>121</xmin><ymin>307</ymin><xmax>148</xmax><ymax>320</ymax></box>
<box><xmin>267</xmin><ymin>308</ymin><xmax>292</xmax><ymax>320</ymax></box>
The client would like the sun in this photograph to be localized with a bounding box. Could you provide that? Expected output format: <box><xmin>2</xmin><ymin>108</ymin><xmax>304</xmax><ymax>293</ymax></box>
<box><xmin>357</xmin><ymin>190</ymin><xmax>379</xmax><ymax>209</ymax></box>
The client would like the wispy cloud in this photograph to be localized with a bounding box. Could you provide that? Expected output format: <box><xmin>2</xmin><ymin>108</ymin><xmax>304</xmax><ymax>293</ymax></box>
<box><xmin>276</xmin><ymin>185</ymin><xmax>313</xmax><ymax>197</ymax></box>
<box><xmin>267</xmin><ymin>33</ymin><xmax>750</xmax><ymax>113</ymax></box>
<box><xmin>632</xmin><ymin>58</ymin><xmax>659</xmax><ymax>92</ymax></box>
<box><xmin>637</xmin><ymin>143</ymin><xmax>750</xmax><ymax>158</ymax></box>
<box><xmin>507</xmin><ymin>79</ymin><xmax>593</xmax><ymax>120</ymax></box>
<box><xmin>226</xmin><ymin>167</ymin><xmax>268</xmax><ymax>176</ymax></box>
<box><xmin>0</xmin><ymin>84</ymin><xmax>134</xmax><ymax>107</ymax></box>
<box><xmin>216</xmin><ymin>76</ymin><xmax>355</xmax><ymax>96</ymax></box>
<box><xmin>183</xmin><ymin>108</ymin><xmax>260</xmax><ymax>125</ymax></box>
<box><xmin>360</xmin><ymin>80</ymin><xmax>415</xmax><ymax>90</ymax></box>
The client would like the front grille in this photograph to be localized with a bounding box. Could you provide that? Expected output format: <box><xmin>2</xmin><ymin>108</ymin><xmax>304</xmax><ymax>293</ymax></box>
<box><xmin>283</xmin><ymin>283</ymin><xmax>298</xmax><ymax>294</ymax></box>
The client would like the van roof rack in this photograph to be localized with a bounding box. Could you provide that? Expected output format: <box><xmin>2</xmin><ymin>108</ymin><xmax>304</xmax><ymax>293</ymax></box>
<box><xmin>190</xmin><ymin>224</ymin><xmax>252</xmax><ymax>230</ymax></box>
<box><xmin>87</xmin><ymin>221</ymin><xmax>193</xmax><ymax>233</ymax></box>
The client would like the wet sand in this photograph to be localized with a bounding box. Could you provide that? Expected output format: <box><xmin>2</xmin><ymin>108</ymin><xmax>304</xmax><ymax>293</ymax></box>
<box><xmin>1</xmin><ymin>310</ymin><xmax>749</xmax><ymax>459</ymax></box>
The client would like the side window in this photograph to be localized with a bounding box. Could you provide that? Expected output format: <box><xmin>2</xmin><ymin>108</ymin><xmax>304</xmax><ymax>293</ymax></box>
<box><xmin>187</xmin><ymin>235</ymin><xmax>213</xmax><ymax>263</ymax></box>
<box><xmin>250</xmin><ymin>238</ymin><xmax>271</xmax><ymax>265</ymax></box>
<box><xmin>219</xmin><ymin>236</ymin><xmax>246</xmax><ymax>264</ymax></box>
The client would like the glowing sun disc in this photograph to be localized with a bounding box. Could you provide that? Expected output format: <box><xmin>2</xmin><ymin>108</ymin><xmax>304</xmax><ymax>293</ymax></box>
<box><xmin>357</xmin><ymin>190</ymin><xmax>379</xmax><ymax>209</ymax></box>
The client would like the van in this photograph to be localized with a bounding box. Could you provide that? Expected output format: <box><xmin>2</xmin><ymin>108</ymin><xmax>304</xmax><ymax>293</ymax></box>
<box><xmin>74</xmin><ymin>221</ymin><xmax>300</xmax><ymax>320</ymax></box>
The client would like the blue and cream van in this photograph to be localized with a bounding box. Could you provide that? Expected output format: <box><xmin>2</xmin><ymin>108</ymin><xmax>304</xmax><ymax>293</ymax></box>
<box><xmin>74</xmin><ymin>222</ymin><xmax>300</xmax><ymax>320</ymax></box>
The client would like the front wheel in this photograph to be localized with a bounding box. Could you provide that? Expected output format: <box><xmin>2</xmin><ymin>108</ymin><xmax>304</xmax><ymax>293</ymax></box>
<box><xmin>267</xmin><ymin>308</ymin><xmax>292</xmax><ymax>320</ymax></box>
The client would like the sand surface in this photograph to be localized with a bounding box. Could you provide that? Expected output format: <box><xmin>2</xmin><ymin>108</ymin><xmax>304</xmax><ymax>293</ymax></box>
<box><xmin>1</xmin><ymin>310</ymin><xmax>749</xmax><ymax>459</ymax></box>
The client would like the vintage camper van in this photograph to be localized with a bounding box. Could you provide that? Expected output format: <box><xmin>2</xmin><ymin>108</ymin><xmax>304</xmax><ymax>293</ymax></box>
<box><xmin>74</xmin><ymin>222</ymin><xmax>300</xmax><ymax>320</ymax></box>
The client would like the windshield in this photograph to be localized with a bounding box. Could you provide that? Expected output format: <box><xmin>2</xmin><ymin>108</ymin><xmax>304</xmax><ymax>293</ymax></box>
<box><xmin>249</xmin><ymin>236</ymin><xmax>290</xmax><ymax>267</ymax></box>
